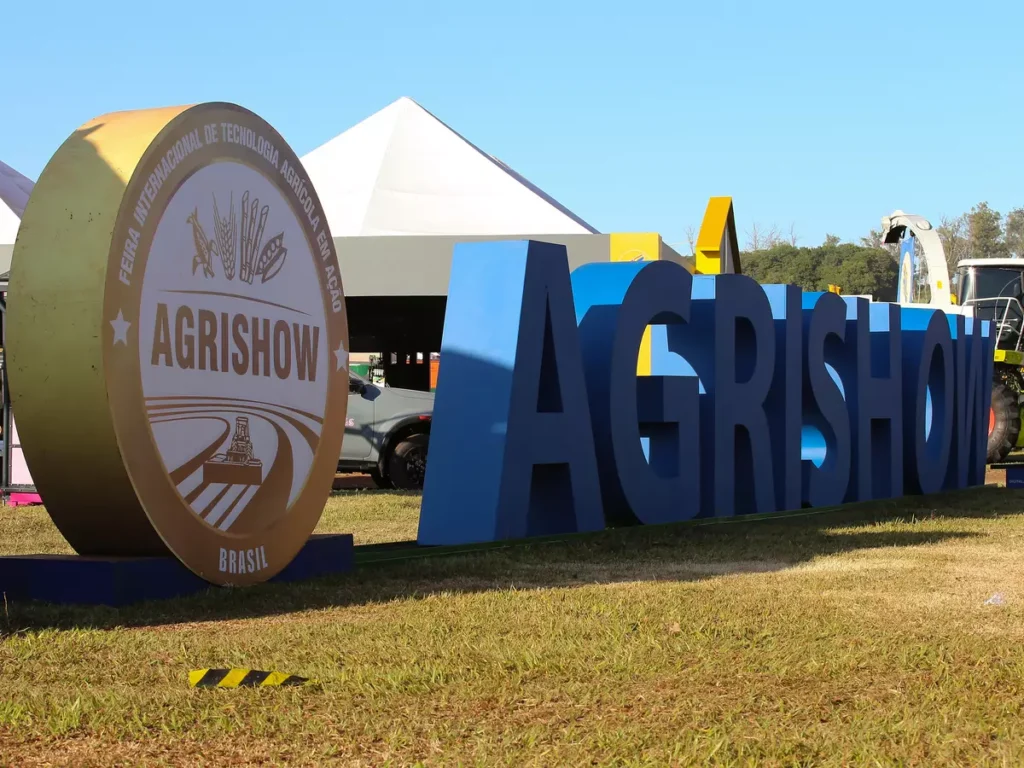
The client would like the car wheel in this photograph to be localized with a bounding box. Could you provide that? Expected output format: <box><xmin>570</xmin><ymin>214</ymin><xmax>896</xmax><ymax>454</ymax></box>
<box><xmin>368</xmin><ymin>467</ymin><xmax>391</xmax><ymax>489</ymax></box>
<box><xmin>388</xmin><ymin>433</ymin><xmax>428</xmax><ymax>491</ymax></box>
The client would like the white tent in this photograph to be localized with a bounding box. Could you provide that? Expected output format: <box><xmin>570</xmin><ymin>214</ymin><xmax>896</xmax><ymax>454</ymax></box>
<box><xmin>300</xmin><ymin>97</ymin><xmax>597</xmax><ymax>237</ymax></box>
<box><xmin>0</xmin><ymin>160</ymin><xmax>33</xmax><ymax>248</ymax></box>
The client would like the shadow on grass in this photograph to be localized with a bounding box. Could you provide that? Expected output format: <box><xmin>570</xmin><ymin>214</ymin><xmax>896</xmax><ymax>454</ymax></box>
<box><xmin>3</xmin><ymin>486</ymin><xmax>1017</xmax><ymax>634</ymax></box>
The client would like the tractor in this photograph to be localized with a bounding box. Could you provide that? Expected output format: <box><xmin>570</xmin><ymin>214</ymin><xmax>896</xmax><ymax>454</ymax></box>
<box><xmin>951</xmin><ymin>258</ymin><xmax>1024</xmax><ymax>461</ymax></box>
<box><xmin>881</xmin><ymin>211</ymin><xmax>1024</xmax><ymax>464</ymax></box>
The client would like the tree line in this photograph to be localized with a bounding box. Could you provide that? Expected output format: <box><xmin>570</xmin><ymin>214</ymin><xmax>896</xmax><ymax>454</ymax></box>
<box><xmin>739</xmin><ymin>239</ymin><xmax>899</xmax><ymax>302</ymax></box>
<box><xmin>678</xmin><ymin>202</ymin><xmax>1023</xmax><ymax>301</ymax></box>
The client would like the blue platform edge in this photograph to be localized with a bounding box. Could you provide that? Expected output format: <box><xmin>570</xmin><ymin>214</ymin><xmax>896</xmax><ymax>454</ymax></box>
<box><xmin>1006</xmin><ymin>466</ymin><xmax>1024</xmax><ymax>489</ymax></box>
<box><xmin>0</xmin><ymin>533</ymin><xmax>355</xmax><ymax>607</ymax></box>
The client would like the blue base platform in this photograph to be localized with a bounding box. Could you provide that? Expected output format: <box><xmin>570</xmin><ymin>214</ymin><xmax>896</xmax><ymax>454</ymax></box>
<box><xmin>989</xmin><ymin>462</ymin><xmax>1024</xmax><ymax>489</ymax></box>
<box><xmin>1006</xmin><ymin>466</ymin><xmax>1024</xmax><ymax>488</ymax></box>
<box><xmin>0</xmin><ymin>533</ymin><xmax>355</xmax><ymax>607</ymax></box>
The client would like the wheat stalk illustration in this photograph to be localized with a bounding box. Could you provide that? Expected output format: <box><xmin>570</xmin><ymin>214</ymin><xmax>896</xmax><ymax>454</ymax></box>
<box><xmin>212</xmin><ymin>193</ymin><xmax>237</xmax><ymax>280</ymax></box>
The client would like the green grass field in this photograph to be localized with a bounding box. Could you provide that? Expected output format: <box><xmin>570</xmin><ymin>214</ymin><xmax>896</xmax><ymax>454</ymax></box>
<box><xmin>3</xmin><ymin>486</ymin><xmax>1024</xmax><ymax>766</ymax></box>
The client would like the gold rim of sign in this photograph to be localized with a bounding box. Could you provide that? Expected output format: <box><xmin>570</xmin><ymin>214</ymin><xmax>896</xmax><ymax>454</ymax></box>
<box><xmin>8</xmin><ymin>103</ymin><xmax>348</xmax><ymax>587</ymax></box>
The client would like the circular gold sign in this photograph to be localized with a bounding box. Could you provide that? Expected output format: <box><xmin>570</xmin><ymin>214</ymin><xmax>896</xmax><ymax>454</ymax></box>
<box><xmin>8</xmin><ymin>103</ymin><xmax>348</xmax><ymax>586</ymax></box>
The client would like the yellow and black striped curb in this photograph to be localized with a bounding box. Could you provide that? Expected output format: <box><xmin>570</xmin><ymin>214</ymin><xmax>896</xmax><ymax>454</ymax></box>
<box><xmin>188</xmin><ymin>668</ymin><xmax>316</xmax><ymax>688</ymax></box>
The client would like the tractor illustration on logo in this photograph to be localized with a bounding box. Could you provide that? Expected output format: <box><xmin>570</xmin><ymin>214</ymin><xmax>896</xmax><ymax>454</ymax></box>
<box><xmin>203</xmin><ymin>416</ymin><xmax>264</xmax><ymax>486</ymax></box>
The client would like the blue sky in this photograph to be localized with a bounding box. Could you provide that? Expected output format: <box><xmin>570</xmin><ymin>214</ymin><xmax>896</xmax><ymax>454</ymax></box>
<box><xmin>3</xmin><ymin>0</ymin><xmax>1022</xmax><ymax>249</ymax></box>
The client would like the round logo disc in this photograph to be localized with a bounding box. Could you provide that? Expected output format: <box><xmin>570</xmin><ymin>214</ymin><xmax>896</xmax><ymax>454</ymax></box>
<box><xmin>103</xmin><ymin>104</ymin><xmax>348</xmax><ymax>585</ymax></box>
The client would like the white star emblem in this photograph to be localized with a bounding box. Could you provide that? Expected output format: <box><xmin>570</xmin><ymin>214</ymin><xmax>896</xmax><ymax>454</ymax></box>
<box><xmin>110</xmin><ymin>310</ymin><xmax>131</xmax><ymax>346</ymax></box>
<box><xmin>334</xmin><ymin>340</ymin><xmax>349</xmax><ymax>371</ymax></box>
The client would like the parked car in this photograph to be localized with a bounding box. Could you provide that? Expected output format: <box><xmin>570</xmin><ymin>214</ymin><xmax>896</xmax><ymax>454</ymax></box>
<box><xmin>338</xmin><ymin>372</ymin><xmax>433</xmax><ymax>490</ymax></box>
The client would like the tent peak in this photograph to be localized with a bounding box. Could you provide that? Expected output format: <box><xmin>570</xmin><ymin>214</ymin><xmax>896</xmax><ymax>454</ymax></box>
<box><xmin>300</xmin><ymin>98</ymin><xmax>596</xmax><ymax>237</ymax></box>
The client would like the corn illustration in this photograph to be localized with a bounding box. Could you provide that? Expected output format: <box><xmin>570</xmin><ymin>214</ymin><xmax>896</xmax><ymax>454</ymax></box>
<box><xmin>187</xmin><ymin>208</ymin><xmax>215</xmax><ymax>278</ymax></box>
<box><xmin>212</xmin><ymin>193</ymin><xmax>237</xmax><ymax>281</ymax></box>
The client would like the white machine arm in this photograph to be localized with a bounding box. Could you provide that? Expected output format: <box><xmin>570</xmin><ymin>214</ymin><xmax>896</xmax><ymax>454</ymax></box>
<box><xmin>881</xmin><ymin>210</ymin><xmax>952</xmax><ymax>309</ymax></box>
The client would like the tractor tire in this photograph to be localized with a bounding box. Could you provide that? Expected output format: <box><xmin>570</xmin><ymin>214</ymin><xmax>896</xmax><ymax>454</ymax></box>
<box><xmin>369</xmin><ymin>467</ymin><xmax>392</xmax><ymax>490</ymax></box>
<box><xmin>987</xmin><ymin>383</ymin><xmax>1021</xmax><ymax>464</ymax></box>
<box><xmin>387</xmin><ymin>432</ymin><xmax>429</xmax><ymax>491</ymax></box>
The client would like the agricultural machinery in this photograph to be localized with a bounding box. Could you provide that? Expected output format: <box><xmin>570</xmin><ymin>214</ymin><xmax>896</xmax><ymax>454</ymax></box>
<box><xmin>881</xmin><ymin>211</ymin><xmax>1024</xmax><ymax>464</ymax></box>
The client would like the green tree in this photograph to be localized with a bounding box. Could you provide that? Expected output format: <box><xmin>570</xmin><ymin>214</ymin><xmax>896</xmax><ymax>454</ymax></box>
<box><xmin>859</xmin><ymin>229</ymin><xmax>883</xmax><ymax>248</ymax></box>
<box><xmin>823</xmin><ymin>233</ymin><xmax>841</xmax><ymax>248</ymax></box>
<box><xmin>860</xmin><ymin>228</ymin><xmax>898</xmax><ymax>260</ymax></box>
<box><xmin>1005</xmin><ymin>208</ymin><xmax>1024</xmax><ymax>259</ymax></box>
<box><xmin>937</xmin><ymin>213</ymin><xmax>970</xmax><ymax>273</ymax></box>
<box><xmin>741</xmin><ymin>244</ymin><xmax>812</xmax><ymax>287</ymax></box>
<box><xmin>967</xmin><ymin>202</ymin><xmax>1007</xmax><ymax>258</ymax></box>
<box><xmin>741</xmin><ymin>243</ymin><xmax>897</xmax><ymax>300</ymax></box>
<box><xmin>821</xmin><ymin>244</ymin><xmax>899</xmax><ymax>301</ymax></box>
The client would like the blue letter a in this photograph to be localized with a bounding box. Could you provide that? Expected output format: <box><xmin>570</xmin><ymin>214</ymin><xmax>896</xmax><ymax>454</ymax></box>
<box><xmin>418</xmin><ymin>240</ymin><xmax>604</xmax><ymax>545</ymax></box>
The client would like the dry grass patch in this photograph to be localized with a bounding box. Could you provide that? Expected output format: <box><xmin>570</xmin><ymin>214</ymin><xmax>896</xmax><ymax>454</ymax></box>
<box><xmin>2</xmin><ymin>488</ymin><xmax>1024</xmax><ymax>765</ymax></box>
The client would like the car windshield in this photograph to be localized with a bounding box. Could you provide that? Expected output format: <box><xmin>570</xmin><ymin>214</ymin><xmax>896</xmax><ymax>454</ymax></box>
<box><xmin>958</xmin><ymin>267</ymin><xmax>1024</xmax><ymax>303</ymax></box>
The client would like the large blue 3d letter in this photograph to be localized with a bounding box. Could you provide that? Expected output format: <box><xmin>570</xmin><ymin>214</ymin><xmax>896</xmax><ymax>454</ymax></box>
<box><xmin>901</xmin><ymin>308</ymin><xmax>954</xmax><ymax>495</ymax></box>
<box><xmin>418</xmin><ymin>240</ymin><xmax>604</xmax><ymax>545</ymax></box>
<box><xmin>762</xmin><ymin>284</ymin><xmax>803</xmax><ymax>512</ymax></box>
<box><xmin>662</xmin><ymin>274</ymin><xmax>776</xmax><ymax>516</ymax></box>
<box><xmin>842</xmin><ymin>300</ymin><xmax>903</xmax><ymax>501</ymax></box>
<box><xmin>801</xmin><ymin>291</ymin><xmax>851</xmax><ymax>507</ymax></box>
<box><xmin>572</xmin><ymin>260</ymin><xmax>700</xmax><ymax>525</ymax></box>
<box><xmin>951</xmin><ymin>317</ymin><xmax>994</xmax><ymax>486</ymax></box>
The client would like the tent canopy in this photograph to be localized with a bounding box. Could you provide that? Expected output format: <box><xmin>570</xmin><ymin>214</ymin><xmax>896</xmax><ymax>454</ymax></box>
<box><xmin>301</xmin><ymin>97</ymin><xmax>597</xmax><ymax>237</ymax></box>
<box><xmin>1</xmin><ymin>160</ymin><xmax>33</xmax><ymax>240</ymax></box>
<box><xmin>0</xmin><ymin>161</ymin><xmax>34</xmax><ymax>283</ymax></box>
